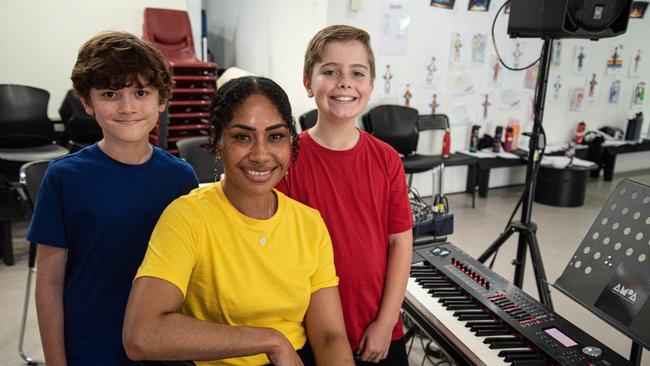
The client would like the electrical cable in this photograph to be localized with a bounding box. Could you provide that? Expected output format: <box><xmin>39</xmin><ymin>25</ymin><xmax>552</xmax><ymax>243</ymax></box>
<box><xmin>491</xmin><ymin>0</ymin><xmax>541</xmax><ymax>71</ymax></box>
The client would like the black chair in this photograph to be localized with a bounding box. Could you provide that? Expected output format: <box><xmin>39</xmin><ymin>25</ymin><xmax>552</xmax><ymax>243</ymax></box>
<box><xmin>59</xmin><ymin>90</ymin><xmax>102</xmax><ymax>152</ymax></box>
<box><xmin>17</xmin><ymin>160</ymin><xmax>50</xmax><ymax>365</ymax></box>
<box><xmin>299</xmin><ymin>109</ymin><xmax>318</xmax><ymax>131</ymax></box>
<box><xmin>362</xmin><ymin>105</ymin><xmax>443</xmax><ymax>188</ymax></box>
<box><xmin>177</xmin><ymin>136</ymin><xmax>223</xmax><ymax>184</ymax></box>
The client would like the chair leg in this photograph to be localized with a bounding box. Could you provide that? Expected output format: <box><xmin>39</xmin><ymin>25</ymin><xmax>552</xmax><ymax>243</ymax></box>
<box><xmin>407</xmin><ymin>174</ymin><xmax>413</xmax><ymax>188</ymax></box>
<box><xmin>18</xmin><ymin>243</ymin><xmax>44</xmax><ymax>365</ymax></box>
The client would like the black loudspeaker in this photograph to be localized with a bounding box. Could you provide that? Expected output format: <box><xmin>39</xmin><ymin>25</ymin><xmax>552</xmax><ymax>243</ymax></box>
<box><xmin>508</xmin><ymin>0</ymin><xmax>633</xmax><ymax>39</ymax></box>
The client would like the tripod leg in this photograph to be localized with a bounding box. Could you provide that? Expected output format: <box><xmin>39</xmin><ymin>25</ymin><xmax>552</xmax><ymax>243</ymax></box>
<box><xmin>477</xmin><ymin>226</ymin><xmax>516</xmax><ymax>263</ymax></box>
<box><xmin>524</xmin><ymin>231</ymin><xmax>554</xmax><ymax>310</ymax></box>
<box><xmin>512</xmin><ymin>233</ymin><xmax>528</xmax><ymax>289</ymax></box>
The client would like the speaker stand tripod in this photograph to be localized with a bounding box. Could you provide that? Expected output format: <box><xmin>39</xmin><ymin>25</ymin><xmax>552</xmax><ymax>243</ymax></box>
<box><xmin>477</xmin><ymin>37</ymin><xmax>554</xmax><ymax>310</ymax></box>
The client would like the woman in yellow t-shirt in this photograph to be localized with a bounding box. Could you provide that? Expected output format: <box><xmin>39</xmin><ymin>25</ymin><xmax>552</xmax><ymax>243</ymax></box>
<box><xmin>123</xmin><ymin>76</ymin><xmax>354</xmax><ymax>366</ymax></box>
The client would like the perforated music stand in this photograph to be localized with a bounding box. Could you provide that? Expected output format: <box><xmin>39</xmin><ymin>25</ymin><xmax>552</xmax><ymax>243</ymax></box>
<box><xmin>554</xmin><ymin>179</ymin><xmax>650</xmax><ymax>365</ymax></box>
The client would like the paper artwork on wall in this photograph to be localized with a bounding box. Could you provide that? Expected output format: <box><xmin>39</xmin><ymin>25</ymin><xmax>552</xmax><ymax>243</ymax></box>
<box><xmin>449</xmin><ymin>31</ymin><xmax>466</xmax><ymax>65</ymax></box>
<box><xmin>449</xmin><ymin>104</ymin><xmax>477</xmax><ymax>126</ymax></box>
<box><xmin>551</xmin><ymin>40</ymin><xmax>562</xmax><ymax>67</ymax></box>
<box><xmin>569</xmin><ymin>88</ymin><xmax>586</xmax><ymax>112</ymax></box>
<box><xmin>510</xmin><ymin>41</ymin><xmax>525</xmax><ymax>68</ymax></box>
<box><xmin>426</xmin><ymin>92</ymin><xmax>442</xmax><ymax>115</ymax></box>
<box><xmin>550</xmin><ymin>74</ymin><xmax>564</xmax><ymax>103</ymax></box>
<box><xmin>585</xmin><ymin>72</ymin><xmax>600</xmax><ymax>101</ymax></box>
<box><xmin>471</xmin><ymin>33</ymin><xmax>488</xmax><ymax>65</ymax></box>
<box><xmin>498</xmin><ymin>89</ymin><xmax>521</xmax><ymax>110</ymax></box>
<box><xmin>629</xmin><ymin>49</ymin><xmax>644</xmax><ymax>78</ymax></box>
<box><xmin>480</xmin><ymin>93</ymin><xmax>492</xmax><ymax>121</ymax></box>
<box><xmin>608</xmin><ymin>79</ymin><xmax>622</xmax><ymax>104</ymax></box>
<box><xmin>632</xmin><ymin>81</ymin><xmax>646</xmax><ymax>107</ymax></box>
<box><xmin>488</xmin><ymin>55</ymin><xmax>503</xmax><ymax>87</ymax></box>
<box><xmin>450</xmin><ymin>67</ymin><xmax>476</xmax><ymax>96</ymax></box>
<box><xmin>400</xmin><ymin>83</ymin><xmax>416</xmax><ymax>107</ymax></box>
<box><xmin>377</xmin><ymin>1</ymin><xmax>412</xmax><ymax>56</ymax></box>
<box><xmin>420</xmin><ymin>55</ymin><xmax>440</xmax><ymax>89</ymax></box>
<box><xmin>431</xmin><ymin>0</ymin><xmax>455</xmax><ymax>9</ymax></box>
<box><xmin>573</xmin><ymin>45</ymin><xmax>588</xmax><ymax>73</ymax></box>
<box><xmin>526</xmin><ymin>94</ymin><xmax>536</xmax><ymax>122</ymax></box>
<box><xmin>630</xmin><ymin>1</ymin><xmax>649</xmax><ymax>18</ymax></box>
<box><xmin>605</xmin><ymin>44</ymin><xmax>624</xmax><ymax>76</ymax></box>
<box><xmin>523</xmin><ymin>65</ymin><xmax>539</xmax><ymax>90</ymax></box>
<box><xmin>468</xmin><ymin>0</ymin><xmax>490</xmax><ymax>11</ymax></box>
<box><xmin>378</xmin><ymin>62</ymin><xmax>399</xmax><ymax>98</ymax></box>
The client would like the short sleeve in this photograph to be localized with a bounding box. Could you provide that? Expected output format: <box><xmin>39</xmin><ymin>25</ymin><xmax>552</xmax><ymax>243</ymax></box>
<box><xmin>26</xmin><ymin>165</ymin><xmax>67</xmax><ymax>248</ymax></box>
<box><xmin>387</xmin><ymin>152</ymin><xmax>414</xmax><ymax>234</ymax></box>
<box><xmin>310</xmin><ymin>219</ymin><xmax>339</xmax><ymax>292</ymax></box>
<box><xmin>135</xmin><ymin>198</ymin><xmax>201</xmax><ymax>297</ymax></box>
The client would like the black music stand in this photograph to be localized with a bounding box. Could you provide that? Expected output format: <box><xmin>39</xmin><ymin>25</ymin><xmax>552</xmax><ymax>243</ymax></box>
<box><xmin>555</xmin><ymin>179</ymin><xmax>650</xmax><ymax>365</ymax></box>
<box><xmin>477</xmin><ymin>38</ymin><xmax>554</xmax><ymax>310</ymax></box>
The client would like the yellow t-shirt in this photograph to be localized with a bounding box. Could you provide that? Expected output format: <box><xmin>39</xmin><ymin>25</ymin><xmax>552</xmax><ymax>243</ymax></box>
<box><xmin>136</xmin><ymin>182</ymin><xmax>339</xmax><ymax>365</ymax></box>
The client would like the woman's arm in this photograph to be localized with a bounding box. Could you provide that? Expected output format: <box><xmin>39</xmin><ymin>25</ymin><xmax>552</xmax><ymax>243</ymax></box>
<box><xmin>35</xmin><ymin>244</ymin><xmax>68</xmax><ymax>366</ymax></box>
<box><xmin>123</xmin><ymin>276</ymin><xmax>303</xmax><ymax>366</ymax></box>
<box><xmin>357</xmin><ymin>229</ymin><xmax>413</xmax><ymax>362</ymax></box>
<box><xmin>304</xmin><ymin>287</ymin><xmax>354</xmax><ymax>365</ymax></box>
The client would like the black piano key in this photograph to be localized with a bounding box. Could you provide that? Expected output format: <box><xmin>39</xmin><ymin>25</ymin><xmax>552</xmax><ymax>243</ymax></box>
<box><xmin>429</xmin><ymin>290</ymin><xmax>464</xmax><ymax>297</ymax></box>
<box><xmin>488</xmin><ymin>340</ymin><xmax>528</xmax><ymax>349</ymax></box>
<box><xmin>465</xmin><ymin>320</ymin><xmax>500</xmax><ymax>328</ymax></box>
<box><xmin>474</xmin><ymin>328</ymin><xmax>513</xmax><ymax>336</ymax></box>
<box><xmin>470</xmin><ymin>323</ymin><xmax>507</xmax><ymax>331</ymax></box>
<box><xmin>440</xmin><ymin>299</ymin><xmax>473</xmax><ymax>305</ymax></box>
<box><xmin>504</xmin><ymin>354</ymin><xmax>544</xmax><ymax>362</ymax></box>
<box><xmin>498</xmin><ymin>350</ymin><xmax>537</xmax><ymax>357</ymax></box>
<box><xmin>445</xmin><ymin>303</ymin><xmax>480</xmax><ymax>310</ymax></box>
<box><xmin>456</xmin><ymin>312</ymin><xmax>493</xmax><ymax>320</ymax></box>
<box><xmin>511</xmin><ymin>360</ymin><xmax>548</xmax><ymax>366</ymax></box>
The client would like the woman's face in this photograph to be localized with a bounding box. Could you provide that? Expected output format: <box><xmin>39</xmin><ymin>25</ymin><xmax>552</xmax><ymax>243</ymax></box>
<box><xmin>219</xmin><ymin>94</ymin><xmax>291</xmax><ymax>198</ymax></box>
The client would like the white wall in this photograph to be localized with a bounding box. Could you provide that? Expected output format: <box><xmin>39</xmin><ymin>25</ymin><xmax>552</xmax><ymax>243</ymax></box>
<box><xmin>0</xmin><ymin>0</ymin><xmax>197</xmax><ymax>118</ymax></box>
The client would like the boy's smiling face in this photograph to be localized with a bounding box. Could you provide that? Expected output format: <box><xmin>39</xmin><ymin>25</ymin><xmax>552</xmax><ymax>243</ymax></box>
<box><xmin>80</xmin><ymin>77</ymin><xmax>165</xmax><ymax>146</ymax></box>
<box><xmin>305</xmin><ymin>40</ymin><xmax>373</xmax><ymax>125</ymax></box>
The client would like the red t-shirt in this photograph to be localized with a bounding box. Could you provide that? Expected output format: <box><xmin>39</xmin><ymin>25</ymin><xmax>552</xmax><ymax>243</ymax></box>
<box><xmin>277</xmin><ymin>129</ymin><xmax>413</xmax><ymax>350</ymax></box>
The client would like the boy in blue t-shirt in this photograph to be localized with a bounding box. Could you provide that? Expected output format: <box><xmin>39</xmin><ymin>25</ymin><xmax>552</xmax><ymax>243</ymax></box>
<box><xmin>27</xmin><ymin>31</ymin><xmax>198</xmax><ymax>365</ymax></box>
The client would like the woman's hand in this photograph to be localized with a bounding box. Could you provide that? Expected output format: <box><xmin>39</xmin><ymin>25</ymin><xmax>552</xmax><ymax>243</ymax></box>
<box><xmin>356</xmin><ymin>319</ymin><xmax>393</xmax><ymax>363</ymax></box>
<box><xmin>266</xmin><ymin>329</ymin><xmax>304</xmax><ymax>366</ymax></box>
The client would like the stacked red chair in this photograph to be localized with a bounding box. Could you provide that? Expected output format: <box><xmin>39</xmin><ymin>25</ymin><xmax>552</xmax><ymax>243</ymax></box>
<box><xmin>143</xmin><ymin>7</ymin><xmax>217</xmax><ymax>155</ymax></box>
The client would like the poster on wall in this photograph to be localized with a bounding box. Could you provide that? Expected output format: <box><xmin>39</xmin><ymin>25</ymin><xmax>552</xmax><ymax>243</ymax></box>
<box><xmin>378</xmin><ymin>1</ymin><xmax>412</xmax><ymax>56</ymax></box>
<box><xmin>606</xmin><ymin>44</ymin><xmax>624</xmax><ymax>76</ymax></box>
<box><xmin>630</xmin><ymin>1</ymin><xmax>649</xmax><ymax>18</ymax></box>
<box><xmin>430</xmin><ymin>0</ymin><xmax>455</xmax><ymax>9</ymax></box>
<box><xmin>550</xmin><ymin>74</ymin><xmax>564</xmax><ymax>103</ymax></box>
<box><xmin>509</xmin><ymin>41</ymin><xmax>526</xmax><ymax>68</ymax></box>
<box><xmin>629</xmin><ymin>49</ymin><xmax>644</xmax><ymax>78</ymax></box>
<box><xmin>471</xmin><ymin>33</ymin><xmax>488</xmax><ymax>65</ymax></box>
<box><xmin>569</xmin><ymin>87</ymin><xmax>586</xmax><ymax>112</ymax></box>
<box><xmin>488</xmin><ymin>55</ymin><xmax>503</xmax><ymax>87</ymax></box>
<box><xmin>449</xmin><ymin>31</ymin><xmax>468</xmax><ymax>65</ymax></box>
<box><xmin>450</xmin><ymin>67</ymin><xmax>476</xmax><ymax>96</ymax></box>
<box><xmin>420</xmin><ymin>55</ymin><xmax>440</xmax><ymax>89</ymax></box>
<box><xmin>608</xmin><ymin>79</ymin><xmax>622</xmax><ymax>104</ymax></box>
<box><xmin>422</xmin><ymin>92</ymin><xmax>444</xmax><ymax>115</ymax></box>
<box><xmin>585</xmin><ymin>72</ymin><xmax>600</xmax><ymax>102</ymax></box>
<box><xmin>632</xmin><ymin>81</ymin><xmax>646</xmax><ymax>107</ymax></box>
<box><xmin>400</xmin><ymin>83</ymin><xmax>416</xmax><ymax>107</ymax></box>
<box><xmin>523</xmin><ymin>65</ymin><xmax>539</xmax><ymax>90</ymax></box>
<box><xmin>468</xmin><ymin>0</ymin><xmax>490</xmax><ymax>11</ymax></box>
<box><xmin>376</xmin><ymin>62</ymin><xmax>400</xmax><ymax>98</ymax></box>
<box><xmin>480</xmin><ymin>93</ymin><xmax>493</xmax><ymax>121</ymax></box>
<box><xmin>498</xmin><ymin>89</ymin><xmax>521</xmax><ymax>110</ymax></box>
<box><xmin>450</xmin><ymin>104</ymin><xmax>477</xmax><ymax>126</ymax></box>
<box><xmin>573</xmin><ymin>45</ymin><xmax>588</xmax><ymax>73</ymax></box>
<box><xmin>551</xmin><ymin>40</ymin><xmax>563</xmax><ymax>67</ymax></box>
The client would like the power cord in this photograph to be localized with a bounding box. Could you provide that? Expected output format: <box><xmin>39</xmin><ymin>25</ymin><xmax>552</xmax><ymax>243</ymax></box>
<box><xmin>491</xmin><ymin>0</ymin><xmax>541</xmax><ymax>71</ymax></box>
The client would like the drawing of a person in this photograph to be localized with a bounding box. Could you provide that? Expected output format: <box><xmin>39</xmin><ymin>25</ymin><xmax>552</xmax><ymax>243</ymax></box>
<box><xmin>383</xmin><ymin>64</ymin><xmax>393</xmax><ymax>94</ymax></box>
<box><xmin>403</xmin><ymin>85</ymin><xmax>413</xmax><ymax>106</ymax></box>
<box><xmin>482</xmin><ymin>94</ymin><xmax>491</xmax><ymax>120</ymax></box>
<box><xmin>588</xmin><ymin>74</ymin><xmax>598</xmax><ymax>97</ymax></box>
<box><xmin>429</xmin><ymin>94</ymin><xmax>439</xmax><ymax>115</ymax></box>
<box><xmin>577</xmin><ymin>47</ymin><xmax>586</xmax><ymax>71</ymax></box>
<box><xmin>513</xmin><ymin>42</ymin><xmax>522</xmax><ymax>67</ymax></box>
<box><xmin>426</xmin><ymin>57</ymin><xmax>437</xmax><ymax>85</ymax></box>
<box><xmin>453</xmin><ymin>33</ymin><xmax>463</xmax><ymax>62</ymax></box>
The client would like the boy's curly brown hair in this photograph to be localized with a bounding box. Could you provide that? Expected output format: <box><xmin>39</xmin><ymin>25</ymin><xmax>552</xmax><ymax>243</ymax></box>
<box><xmin>71</xmin><ymin>31</ymin><xmax>173</xmax><ymax>104</ymax></box>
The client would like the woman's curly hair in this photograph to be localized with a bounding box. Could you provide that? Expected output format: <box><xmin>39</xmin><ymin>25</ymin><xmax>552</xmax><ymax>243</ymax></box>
<box><xmin>210</xmin><ymin>76</ymin><xmax>299</xmax><ymax>164</ymax></box>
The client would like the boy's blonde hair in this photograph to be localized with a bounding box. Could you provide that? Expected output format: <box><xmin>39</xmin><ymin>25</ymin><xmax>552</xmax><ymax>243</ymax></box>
<box><xmin>71</xmin><ymin>31</ymin><xmax>174</xmax><ymax>104</ymax></box>
<box><xmin>303</xmin><ymin>25</ymin><xmax>375</xmax><ymax>81</ymax></box>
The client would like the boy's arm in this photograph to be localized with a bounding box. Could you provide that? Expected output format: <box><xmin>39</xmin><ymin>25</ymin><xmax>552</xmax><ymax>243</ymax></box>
<box><xmin>123</xmin><ymin>276</ymin><xmax>303</xmax><ymax>365</ymax></box>
<box><xmin>357</xmin><ymin>229</ymin><xmax>412</xmax><ymax>362</ymax></box>
<box><xmin>304</xmin><ymin>287</ymin><xmax>354</xmax><ymax>365</ymax></box>
<box><xmin>35</xmin><ymin>244</ymin><xmax>68</xmax><ymax>366</ymax></box>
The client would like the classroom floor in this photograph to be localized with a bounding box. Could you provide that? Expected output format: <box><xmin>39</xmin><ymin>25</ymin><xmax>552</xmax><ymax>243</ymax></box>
<box><xmin>1</xmin><ymin>170</ymin><xmax>649</xmax><ymax>366</ymax></box>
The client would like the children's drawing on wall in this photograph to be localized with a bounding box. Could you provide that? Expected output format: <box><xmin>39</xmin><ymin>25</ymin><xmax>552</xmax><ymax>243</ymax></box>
<box><xmin>606</xmin><ymin>44</ymin><xmax>624</xmax><ymax>76</ymax></box>
<box><xmin>375</xmin><ymin>62</ymin><xmax>399</xmax><ymax>99</ymax></box>
<box><xmin>383</xmin><ymin>64</ymin><xmax>394</xmax><ymax>95</ymax></box>
<box><xmin>569</xmin><ymin>88</ymin><xmax>585</xmax><ymax>112</ymax></box>
<box><xmin>429</xmin><ymin>93</ymin><xmax>441</xmax><ymax>115</ymax></box>
<box><xmin>378</xmin><ymin>1</ymin><xmax>411</xmax><ymax>56</ymax></box>
<box><xmin>450</xmin><ymin>105</ymin><xmax>477</xmax><ymax>126</ymax></box>
<box><xmin>401</xmin><ymin>84</ymin><xmax>414</xmax><ymax>106</ymax></box>
<box><xmin>551</xmin><ymin>75</ymin><xmax>563</xmax><ymax>103</ymax></box>
<box><xmin>498</xmin><ymin>89</ymin><xmax>521</xmax><ymax>110</ymax></box>
<box><xmin>489</xmin><ymin>55</ymin><xmax>502</xmax><ymax>86</ymax></box>
<box><xmin>421</xmin><ymin>55</ymin><xmax>439</xmax><ymax>88</ymax></box>
<box><xmin>451</xmin><ymin>67</ymin><xmax>476</xmax><ymax>96</ymax></box>
<box><xmin>523</xmin><ymin>65</ymin><xmax>539</xmax><ymax>90</ymax></box>
<box><xmin>481</xmin><ymin>93</ymin><xmax>492</xmax><ymax>120</ymax></box>
<box><xmin>632</xmin><ymin>81</ymin><xmax>646</xmax><ymax>107</ymax></box>
<box><xmin>450</xmin><ymin>32</ymin><xmax>465</xmax><ymax>65</ymax></box>
<box><xmin>468</xmin><ymin>0</ymin><xmax>490</xmax><ymax>11</ymax></box>
<box><xmin>573</xmin><ymin>46</ymin><xmax>587</xmax><ymax>73</ymax></box>
<box><xmin>430</xmin><ymin>0</ymin><xmax>455</xmax><ymax>9</ymax></box>
<box><xmin>586</xmin><ymin>72</ymin><xmax>599</xmax><ymax>101</ymax></box>
<box><xmin>471</xmin><ymin>33</ymin><xmax>487</xmax><ymax>65</ymax></box>
<box><xmin>630</xmin><ymin>1</ymin><xmax>649</xmax><ymax>18</ymax></box>
<box><xmin>511</xmin><ymin>41</ymin><xmax>524</xmax><ymax>68</ymax></box>
<box><xmin>552</xmin><ymin>40</ymin><xmax>562</xmax><ymax>67</ymax></box>
<box><xmin>629</xmin><ymin>49</ymin><xmax>644</xmax><ymax>78</ymax></box>
<box><xmin>527</xmin><ymin>95</ymin><xmax>536</xmax><ymax>122</ymax></box>
<box><xmin>608</xmin><ymin>79</ymin><xmax>622</xmax><ymax>104</ymax></box>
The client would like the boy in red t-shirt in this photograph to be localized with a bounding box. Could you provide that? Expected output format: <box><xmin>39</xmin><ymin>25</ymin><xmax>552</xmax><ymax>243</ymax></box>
<box><xmin>277</xmin><ymin>25</ymin><xmax>413</xmax><ymax>365</ymax></box>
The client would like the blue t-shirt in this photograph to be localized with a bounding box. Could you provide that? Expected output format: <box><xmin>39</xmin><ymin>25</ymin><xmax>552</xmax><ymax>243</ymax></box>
<box><xmin>27</xmin><ymin>144</ymin><xmax>198</xmax><ymax>365</ymax></box>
